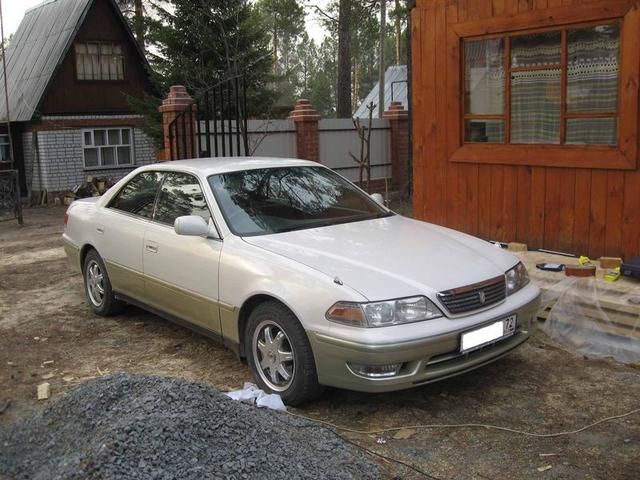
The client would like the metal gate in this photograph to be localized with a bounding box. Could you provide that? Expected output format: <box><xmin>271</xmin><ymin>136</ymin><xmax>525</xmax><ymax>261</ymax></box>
<box><xmin>0</xmin><ymin>169</ymin><xmax>23</xmax><ymax>225</ymax></box>
<box><xmin>167</xmin><ymin>76</ymin><xmax>249</xmax><ymax>160</ymax></box>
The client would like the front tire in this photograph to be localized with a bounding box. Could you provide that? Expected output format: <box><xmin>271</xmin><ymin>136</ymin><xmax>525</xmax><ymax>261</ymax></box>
<box><xmin>245</xmin><ymin>301</ymin><xmax>324</xmax><ymax>405</ymax></box>
<box><xmin>83</xmin><ymin>250</ymin><xmax>124</xmax><ymax>316</ymax></box>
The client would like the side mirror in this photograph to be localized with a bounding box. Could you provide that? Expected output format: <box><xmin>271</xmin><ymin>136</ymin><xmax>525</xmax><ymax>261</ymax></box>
<box><xmin>174</xmin><ymin>215</ymin><xmax>209</xmax><ymax>237</ymax></box>
<box><xmin>370</xmin><ymin>193</ymin><xmax>385</xmax><ymax>206</ymax></box>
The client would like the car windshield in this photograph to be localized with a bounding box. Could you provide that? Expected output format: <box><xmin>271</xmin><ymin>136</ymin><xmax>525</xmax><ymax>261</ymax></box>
<box><xmin>208</xmin><ymin>166</ymin><xmax>392</xmax><ymax>236</ymax></box>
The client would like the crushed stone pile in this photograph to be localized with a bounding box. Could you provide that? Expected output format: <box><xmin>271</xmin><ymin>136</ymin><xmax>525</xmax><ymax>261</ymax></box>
<box><xmin>0</xmin><ymin>373</ymin><xmax>380</xmax><ymax>479</ymax></box>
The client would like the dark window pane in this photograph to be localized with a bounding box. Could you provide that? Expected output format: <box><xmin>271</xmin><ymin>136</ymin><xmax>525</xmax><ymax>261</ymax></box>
<box><xmin>566</xmin><ymin>118</ymin><xmax>617</xmax><ymax>145</ymax></box>
<box><xmin>108</xmin><ymin>129</ymin><xmax>120</xmax><ymax>145</ymax></box>
<box><xmin>94</xmin><ymin>130</ymin><xmax>106</xmax><ymax>146</ymax></box>
<box><xmin>109</xmin><ymin>172</ymin><xmax>163</xmax><ymax>218</ymax></box>
<box><xmin>121</xmin><ymin>129</ymin><xmax>131</xmax><ymax>144</ymax></box>
<box><xmin>117</xmin><ymin>146</ymin><xmax>131</xmax><ymax>165</ymax></box>
<box><xmin>154</xmin><ymin>173</ymin><xmax>211</xmax><ymax>226</ymax></box>
<box><xmin>568</xmin><ymin>24</ymin><xmax>619</xmax><ymax>113</ymax></box>
<box><xmin>511</xmin><ymin>69</ymin><xmax>561</xmax><ymax>144</ymax></box>
<box><xmin>511</xmin><ymin>31</ymin><xmax>561</xmax><ymax>68</ymax></box>
<box><xmin>84</xmin><ymin>148</ymin><xmax>99</xmax><ymax>167</ymax></box>
<box><xmin>0</xmin><ymin>135</ymin><xmax>10</xmax><ymax>162</ymax></box>
<box><xmin>464</xmin><ymin>39</ymin><xmax>504</xmax><ymax>114</ymax></box>
<box><xmin>102</xmin><ymin>147</ymin><xmax>116</xmax><ymax>166</ymax></box>
<box><xmin>209</xmin><ymin>167</ymin><xmax>388</xmax><ymax>236</ymax></box>
<box><xmin>464</xmin><ymin>120</ymin><xmax>504</xmax><ymax>143</ymax></box>
<box><xmin>83</xmin><ymin>131</ymin><xmax>92</xmax><ymax>145</ymax></box>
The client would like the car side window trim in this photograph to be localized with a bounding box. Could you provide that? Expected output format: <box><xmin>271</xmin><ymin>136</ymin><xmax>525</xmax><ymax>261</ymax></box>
<box><xmin>106</xmin><ymin>171</ymin><xmax>166</xmax><ymax>221</ymax></box>
<box><xmin>106</xmin><ymin>169</ymin><xmax>223</xmax><ymax>240</ymax></box>
<box><xmin>150</xmin><ymin>170</ymin><xmax>223</xmax><ymax>241</ymax></box>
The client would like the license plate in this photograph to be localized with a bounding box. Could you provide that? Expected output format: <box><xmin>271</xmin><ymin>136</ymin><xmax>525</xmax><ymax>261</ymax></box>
<box><xmin>460</xmin><ymin>315</ymin><xmax>517</xmax><ymax>353</ymax></box>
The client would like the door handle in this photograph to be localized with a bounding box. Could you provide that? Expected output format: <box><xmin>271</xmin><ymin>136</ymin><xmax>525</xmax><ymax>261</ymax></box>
<box><xmin>145</xmin><ymin>242</ymin><xmax>158</xmax><ymax>254</ymax></box>
<box><xmin>96</xmin><ymin>226</ymin><xmax>104</xmax><ymax>234</ymax></box>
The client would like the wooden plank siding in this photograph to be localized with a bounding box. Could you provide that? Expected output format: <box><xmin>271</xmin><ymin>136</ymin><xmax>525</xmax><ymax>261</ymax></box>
<box><xmin>412</xmin><ymin>0</ymin><xmax>640</xmax><ymax>259</ymax></box>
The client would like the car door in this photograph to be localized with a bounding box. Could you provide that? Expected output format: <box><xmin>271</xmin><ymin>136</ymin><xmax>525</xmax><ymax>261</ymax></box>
<box><xmin>97</xmin><ymin>171</ymin><xmax>164</xmax><ymax>301</ymax></box>
<box><xmin>143</xmin><ymin>171</ymin><xmax>222</xmax><ymax>334</ymax></box>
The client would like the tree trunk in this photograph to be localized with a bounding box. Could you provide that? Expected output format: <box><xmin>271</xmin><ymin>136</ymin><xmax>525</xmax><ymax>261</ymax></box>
<box><xmin>273</xmin><ymin>28</ymin><xmax>279</xmax><ymax>75</ymax></box>
<box><xmin>337</xmin><ymin>0</ymin><xmax>352</xmax><ymax>118</ymax></box>
<box><xmin>378</xmin><ymin>0</ymin><xmax>386</xmax><ymax>118</ymax></box>
<box><xmin>353</xmin><ymin>62</ymin><xmax>360</xmax><ymax>107</ymax></box>
<box><xmin>134</xmin><ymin>0</ymin><xmax>144</xmax><ymax>52</ymax></box>
<box><xmin>395</xmin><ymin>0</ymin><xmax>401</xmax><ymax>64</ymax></box>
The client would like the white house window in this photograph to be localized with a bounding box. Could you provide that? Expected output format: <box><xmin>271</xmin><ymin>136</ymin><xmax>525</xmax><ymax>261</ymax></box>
<box><xmin>83</xmin><ymin>128</ymin><xmax>133</xmax><ymax>168</ymax></box>
<box><xmin>0</xmin><ymin>134</ymin><xmax>9</xmax><ymax>162</ymax></box>
<box><xmin>75</xmin><ymin>42</ymin><xmax>125</xmax><ymax>81</ymax></box>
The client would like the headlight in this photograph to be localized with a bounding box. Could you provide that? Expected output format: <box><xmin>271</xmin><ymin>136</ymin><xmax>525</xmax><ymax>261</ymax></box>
<box><xmin>326</xmin><ymin>296</ymin><xmax>443</xmax><ymax>328</ymax></box>
<box><xmin>506</xmin><ymin>262</ymin><xmax>529</xmax><ymax>295</ymax></box>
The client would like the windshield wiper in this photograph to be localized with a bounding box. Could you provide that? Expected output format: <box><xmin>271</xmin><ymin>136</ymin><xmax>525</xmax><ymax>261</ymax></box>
<box><xmin>275</xmin><ymin>211</ymin><xmax>393</xmax><ymax>234</ymax></box>
<box><xmin>275</xmin><ymin>221</ymin><xmax>331</xmax><ymax>233</ymax></box>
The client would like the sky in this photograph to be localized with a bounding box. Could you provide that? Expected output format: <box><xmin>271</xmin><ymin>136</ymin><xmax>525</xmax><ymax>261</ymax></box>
<box><xmin>2</xmin><ymin>0</ymin><xmax>43</xmax><ymax>38</ymax></box>
<box><xmin>2</xmin><ymin>0</ymin><xmax>329</xmax><ymax>43</ymax></box>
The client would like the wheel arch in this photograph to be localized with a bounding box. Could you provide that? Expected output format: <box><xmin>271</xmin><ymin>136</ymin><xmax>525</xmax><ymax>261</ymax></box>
<box><xmin>79</xmin><ymin>244</ymin><xmax>98</xmax><ymax>272</ymax></box>
<box><xmin>237</xmin><ymin>293</ymin><xmax>300</xmax><ymax>359</ymax></box>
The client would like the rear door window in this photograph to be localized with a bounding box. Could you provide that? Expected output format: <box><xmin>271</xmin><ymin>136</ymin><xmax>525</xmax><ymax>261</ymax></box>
<box><xmin>153</xmin><ymin>172</ymin><xmax>211</xmax><ymax>226</ymax></box>
<box><xmin>108</xmin><ymin>171</ymin><xmax>164</xmax><ymax>218</ymax></box>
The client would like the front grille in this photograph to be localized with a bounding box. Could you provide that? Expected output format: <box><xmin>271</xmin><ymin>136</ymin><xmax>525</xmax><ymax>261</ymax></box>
<box><xmin>437</xmin><ymin>276</ymin><xmax>506</xmax><ymax>314</ymax></box>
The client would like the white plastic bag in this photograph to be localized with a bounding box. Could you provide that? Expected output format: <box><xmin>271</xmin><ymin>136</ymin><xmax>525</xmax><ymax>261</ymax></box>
<box><xmin>225</xmin><ymin>383</ymin><xmax>287</xmax><ymax>412</ymax></box>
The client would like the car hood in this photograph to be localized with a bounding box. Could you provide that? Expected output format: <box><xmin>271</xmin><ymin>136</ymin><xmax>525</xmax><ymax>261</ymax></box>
<box><xmin>243</xmin><ymin>215</ymin><xmax>519</xmax><ymax>300</ymax></box>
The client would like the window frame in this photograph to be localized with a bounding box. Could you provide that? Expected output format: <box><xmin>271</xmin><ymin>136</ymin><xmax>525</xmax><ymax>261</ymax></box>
<box><xmin>447</xmin><ymin>0</ymin><xmax>638</xmax><ymax>169</ymax></box>
<box><xmin>82</xmin><ymin>127</ymin><xmax>134</xmax><ymax>170</ymax></box>
<box><xmin>74</xmin><ymin>41</ymin><xmax>126</xmax><ymax>82</ymax></box>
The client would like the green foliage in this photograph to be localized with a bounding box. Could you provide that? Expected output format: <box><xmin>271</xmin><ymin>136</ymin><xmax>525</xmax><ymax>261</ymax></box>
<box><xmin>119</xmin><ymin>0</ymin><xmax>410</xmax><ymax>131</ymax></box>
<box><xmin>256</xmin><ymin>0</ymin><xmax>305</xmax><ymax>108</ymax></box>
<box><xmin>123</xmin><ymin>0</ymin><xmax>275</xmax><ymax>142</ymax></box>
<box><xmin>126</xmin><ymin>93</ymin><xmax>163</xmax><ymax>149</ymax></box>
<box><xmin>146</xmin><ymin>1</ymin><xmax>272</xmax><ymax>103</ymax></box>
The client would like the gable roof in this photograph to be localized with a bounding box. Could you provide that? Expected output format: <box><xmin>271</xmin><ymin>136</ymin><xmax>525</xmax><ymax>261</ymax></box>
<box><xmin>0</xmin><ymin>0</ymin><xmax>149</xmax><ymax>122</ymax></box>
<box><xmin>354</xmin><ymin>65</ymin><xmax>408</xmax><ymax>118</ymax></box>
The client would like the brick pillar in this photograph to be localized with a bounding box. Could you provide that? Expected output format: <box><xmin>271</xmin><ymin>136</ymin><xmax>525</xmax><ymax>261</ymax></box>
<box><xmin>158</xmin><ymin>85</ymin><xmax>198</xmax><ymax>161</ymax></box>
<box><xmin>383</xmin><ymin>101</ymin><xmax>409</xmax><ymax>192</ymax></box>
<box><xmin>288</xmin><ymin>99</ymin><xmax>321</xmax><ymax>162</ymax></box>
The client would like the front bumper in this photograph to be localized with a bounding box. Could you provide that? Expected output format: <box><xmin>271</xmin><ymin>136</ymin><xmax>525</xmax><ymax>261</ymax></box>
<box><xmin>308</xmin><ymin>292</ymin><xmax>540</xmax><ymax>393</ymax></box>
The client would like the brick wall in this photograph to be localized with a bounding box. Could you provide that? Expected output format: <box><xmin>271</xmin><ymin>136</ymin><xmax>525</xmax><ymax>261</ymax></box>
<box><xmin>23</xmin><ymin>121</ymin><xmax>155</xmax><ymax>193</ymax></box>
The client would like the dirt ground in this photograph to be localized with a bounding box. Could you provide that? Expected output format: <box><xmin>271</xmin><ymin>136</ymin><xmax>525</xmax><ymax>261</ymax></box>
<box><xmin>1</xmin><ymin>207</ymin><xmax>639</xmax><ymax>480</ymax></box>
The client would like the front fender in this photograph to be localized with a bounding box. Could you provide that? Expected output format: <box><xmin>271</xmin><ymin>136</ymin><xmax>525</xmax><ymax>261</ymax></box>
<box><xmin>218</xmin><ymin>236</ymin><xmax>366</xmax><ymax>345</ymax></box>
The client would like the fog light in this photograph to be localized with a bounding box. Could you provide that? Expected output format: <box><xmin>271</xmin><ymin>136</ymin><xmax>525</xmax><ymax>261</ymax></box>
<box><xmin>347</xmin><ymin>362</ymin><xmax>403</xmax><ymax>378</ymax></box>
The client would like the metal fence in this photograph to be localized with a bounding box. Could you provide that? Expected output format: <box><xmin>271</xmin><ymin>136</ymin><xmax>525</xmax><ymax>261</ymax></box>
<box><xmin>0</xmin><ymin>169</ymin><xmax>23</xmax><ymax>224</ymax></box>
<box><xmin>167</xmin><ymin>76</ymin><xmax>249</xmax><ymax>160</ymax></box>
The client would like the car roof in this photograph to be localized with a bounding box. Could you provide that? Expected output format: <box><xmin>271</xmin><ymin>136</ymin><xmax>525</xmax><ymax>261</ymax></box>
<box><xmin>138</xmin><ymin>157</ymin><xmax>319</xmax><ymax>176</ymax></box>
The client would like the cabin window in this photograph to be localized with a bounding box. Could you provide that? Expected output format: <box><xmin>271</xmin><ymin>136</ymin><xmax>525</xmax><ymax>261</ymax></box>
<box><xmin>0</xmin><ymin>134</ymin><xmax>9</xmax><ymax>162</ymax></box>
<box><xmin>463</xmin><ymin>23</ymin><xmax>619</xmax><ymax>146</ymax></box>
<box><xmin>75</xmin><ymin>42</ymin><xmax>125</xmax><ymax>81</ymax></box>
<box><xmin>82</xmin><ymin>128</ymin><xmax>133</xmax><ymax>169</ymax></box>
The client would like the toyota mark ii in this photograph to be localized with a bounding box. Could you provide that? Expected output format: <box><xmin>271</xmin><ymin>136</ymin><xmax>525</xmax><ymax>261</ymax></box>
<box><xmin>62</xmin><ymin>157</ymin><xmax>541</xmax><ymax>404</ymax></box>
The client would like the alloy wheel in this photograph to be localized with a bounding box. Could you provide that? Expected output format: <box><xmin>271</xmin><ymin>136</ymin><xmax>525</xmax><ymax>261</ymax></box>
<box><xmin>86</xmin><ymin>260</ymin><xmax>105</xmax><ymax>307</ymax></box>
<box><xmin>252</xmin><ymin>320</ymin><xmax>296</xmax><ymax>392</ymax></box>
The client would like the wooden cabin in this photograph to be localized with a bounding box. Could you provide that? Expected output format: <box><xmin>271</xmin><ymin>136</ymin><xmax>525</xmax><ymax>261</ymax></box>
<box><xmin>410</xmin><ymin>0</ymin><xmax>640</xmax><ymax>260</ymax></box>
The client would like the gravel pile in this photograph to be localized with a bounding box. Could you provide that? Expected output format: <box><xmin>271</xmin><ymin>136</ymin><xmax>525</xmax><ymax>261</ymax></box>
<box><xmin>0</xmin><ymin>373</ymin><xmax>380</xmax><ymax>479</ymax></box>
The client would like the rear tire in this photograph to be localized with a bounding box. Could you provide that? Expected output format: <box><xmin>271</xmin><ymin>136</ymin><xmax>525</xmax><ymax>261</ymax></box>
<box><xmin>245</xmin><ymin>301</ymin><xmax>324</xmax><ymax>406</ymax></box>
<box><xmin>83</xmin><ymin>250</ymin><xmax>124</xmax><ymax>316</ymax></box>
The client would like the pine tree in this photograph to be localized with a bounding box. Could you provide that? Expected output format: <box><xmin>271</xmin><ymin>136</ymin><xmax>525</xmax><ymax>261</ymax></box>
<box><xmin>145</xmin><ymin>0</ymin><xmax>273</xmax><ymax>114</ymax></box>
